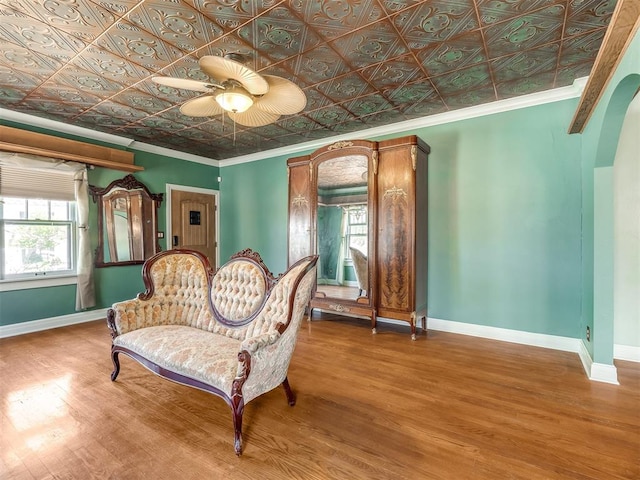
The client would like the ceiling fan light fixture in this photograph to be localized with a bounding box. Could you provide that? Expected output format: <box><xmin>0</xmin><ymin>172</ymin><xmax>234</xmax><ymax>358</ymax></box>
<box><xmin>215</xmin><ymin>85</ymin><xmax>253</xmax><ymax>113</ymax></box>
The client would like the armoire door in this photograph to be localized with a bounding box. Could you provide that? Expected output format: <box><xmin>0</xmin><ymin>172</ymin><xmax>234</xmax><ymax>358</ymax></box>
<box><xmin>287</xmin><ymin>157</ymin><xmax>312</xmax><ymax>266</ymax></box>
<box><xmin>376</xmin><ymin>138</ymin><xmax>417</xmax><ymax>318</ymax></box>
<box><xmin>375</xmin><ymin>136</ymin><xmax>429</xmax><ymax>339</ymax></box>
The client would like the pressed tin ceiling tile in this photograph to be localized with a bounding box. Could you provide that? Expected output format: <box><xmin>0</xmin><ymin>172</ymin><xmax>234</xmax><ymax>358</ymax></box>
<box><xmin>33</xmin><ymin>84</ymin><xmax>104</xmax><ymax>107</ymax></box>
<box><xmin>392</xmin><ymin>0</ymin><xmax>479</xmax><ymax>48</ymax></box>
<box><xmin>291</xmin><ymin>0</ymin><xmax>385</xmax><ymax>41</ymax></box>
<box><xmin>1</xmin><ymin>0</ymin><xmax>116</xmax><ymax>43</ymax></box>
<box><xmin>51</xmin><ymin>64</ymin><xmax>128</xmax><ymax>99</ymax></box>
<box><xmin>483</xmin><ymin>3</ymin><xmax>566</xmax><ymax>57</ymax></box>
<box><xmin>237</xmin><ymin>5</ymin><xmax>323</xmax><ymax>62</ymax></box>
<box><xmin>282</xmin><ymin>44</ymin><xmax>352</xmax><ymax>86</ymax></box>
<box><xmin>416</xmin><ymin>30</ymin><xmax>487</xmax><ymax>76</ymax></box>
<box><xmin>110</xmin><ymin>88</ymin><xmax>174</xmax><ymax>114</ymax></box>
<box><xmin>345</xmin><ymin>93</ymin><xmax>394</xmax><ymax>117</ymax></box>
<box><xmin>445</xmin><ymin>85</ymin><xmax>497</xmax><ymax>107</ymax></box>
<box><xmin>431</xmin><ymin>62</ymin><xmax>493</xmax><ymax>96</ymax></box>
<box><xmin>0</xmin><ymin>0</ymin><xmax>618</xmax><ymax>160</ymax></box>
<box><xmin>72</xmin><ymin>46</ymin><xmax>152</xmax><ymax>84</ymax></box>
<box><xmin>496</xmin><ymin>70</ymin><xmax>557</xmax><ymax>99</ymax></box>
<box><xmin>490</xmin><ymin>43</ymin><xmax>560</xmax><ymax>83</ymax></box>
<box><xmin>125</xmin><ymin>0</ymin><xmax>224</xmax><ymax>53</ymax></box>
<box><xmin>96</xmin><ymin>19</ymin><xmax>185</xmax><ymax>70</ymax></box>
<box><xmin>90</xmin><ymin>100</ymin><xmax>150</xmax><ymax>122</ymax></box>
<box><xmin>559</xmin><ymin>29</ymin><xmax>607</xmax><ymax>67</ymax></box>
<box><xmin>387</xmin><ymin>79</ymin><xmax>439</xmax><ymax>106</ymax></box>
<box><xmin>329</xmin><ymin>19</ymin><xmax>409</xmax><ymax>69</ymax></box>
<box><xmin>0</xmin><ymin>67</ymin><xmax>43</xmax><ymax>95</ymax></box>
<box><xmin>315</xmin><ymin>72</ymin><xmax>376</xmax><ymax>103</ymax></box>
<box><xmin>476</xmin><ymin>0</ymin><xmax>562</xmax><ymax>26</ymax></box>
<box><xmin>0</xmin><ymin>45</ymin><xmax>64</xmax><ymax>81</ymax></box>
<box><xmin>360</xmin><ymin>54</ymin><xmax>423</xmax><ymax>89</ymax></box>
<box><xmin>565</xmin><ymin>0</ymin><xmax>617</xmax><ymax>36</ymax></box>
<box><xmin>0</xmin><ymin>10</ymin><xmax>87</xmax><ymax>61</ymax></box>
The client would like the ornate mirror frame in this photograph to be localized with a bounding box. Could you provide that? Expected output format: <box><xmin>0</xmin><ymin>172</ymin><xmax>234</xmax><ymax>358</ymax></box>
<box><xmin>309</xmin><ymin>139</ymin><xmax>377</xmax><ymax>316</ymax></box>
<box><xmin>90</xmin><ymin>174</ymin><xmax>163</xmax><ymax>267</ymax></box>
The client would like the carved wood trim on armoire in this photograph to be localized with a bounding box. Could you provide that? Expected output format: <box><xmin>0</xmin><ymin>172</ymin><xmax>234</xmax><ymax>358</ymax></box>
<box><xmin>287</xmin><ymin>135</ymin><xmax>430</xmax><ymax>339</ymax></box>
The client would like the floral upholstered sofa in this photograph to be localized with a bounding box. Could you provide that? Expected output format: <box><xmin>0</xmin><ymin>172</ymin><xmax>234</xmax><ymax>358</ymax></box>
<box><xmin>106</xmin><ymin>248</ymin><xmax>318</xmax><ymax>455</ymax></box>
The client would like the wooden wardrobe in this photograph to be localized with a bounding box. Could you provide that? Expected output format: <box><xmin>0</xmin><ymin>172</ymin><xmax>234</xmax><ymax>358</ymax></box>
<box><xmin>287</xmin><ymin>135</ymin><xmax>430</xmax><ymax>339</ymax></box>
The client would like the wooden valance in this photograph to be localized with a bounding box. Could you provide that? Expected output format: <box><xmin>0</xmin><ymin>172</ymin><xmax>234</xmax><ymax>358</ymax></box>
<box><xmin>0</xmin><ymin>125</ymin><xmax>143</xmax><ymax>172</ymax></box>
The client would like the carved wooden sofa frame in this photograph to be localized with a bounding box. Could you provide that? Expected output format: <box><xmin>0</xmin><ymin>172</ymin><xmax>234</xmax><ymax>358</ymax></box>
<box><xmin>106</xmin><ymin>248</ymin><xmax>318</xmax><ymax>455</ymax></box>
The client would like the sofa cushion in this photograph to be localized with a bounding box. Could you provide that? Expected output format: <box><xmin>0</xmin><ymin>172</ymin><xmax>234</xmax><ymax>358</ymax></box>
<box><xmin>113</xmin><ymin>325</ymin><xmax>241</xmax><ymax>395</ymax></box>
<box><xmin>210</xmin><ymin>260</ymin><xmax>267</xmax><ymax>323</ymax></box>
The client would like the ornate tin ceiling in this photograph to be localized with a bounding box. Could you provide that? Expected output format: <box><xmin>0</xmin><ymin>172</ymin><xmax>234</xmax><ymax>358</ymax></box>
<box><xmin>0</xmin><ymin>0</ymin><xmax>616</xmax><ymax>161</ymax></box>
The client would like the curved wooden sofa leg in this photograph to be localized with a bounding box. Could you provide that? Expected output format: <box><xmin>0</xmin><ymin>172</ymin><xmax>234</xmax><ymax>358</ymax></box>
<box><xmin>231</xmin><ymin>394</ymin><xmax>244</xmax><ymax>456</ymax></box>
<box><xmin>111</xmin><ymin>349</ymin><xmax>121</xmax><ymax>381</ymax></box>
<box><xmin>282</xmin><ymin>377</ymin><xmax>296</xmax><ymax>406</ymax></box>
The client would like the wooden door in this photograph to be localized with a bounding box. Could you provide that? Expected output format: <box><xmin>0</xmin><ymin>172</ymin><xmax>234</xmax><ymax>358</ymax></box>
<box><xmin>170</xmin><ymin>189</ymin><xmax>217</xmax><ymax>268</ymax></box>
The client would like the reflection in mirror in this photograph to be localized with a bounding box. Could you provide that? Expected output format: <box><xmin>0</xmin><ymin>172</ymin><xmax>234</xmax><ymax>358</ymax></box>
<box><xmin>90</xmin><ymin>175</ymin><xmax>163</xmax><ymax>267</ymax></box>
<box><xmin>316</xmin><ymin>155</ymin><xmax>368</xmax><ymax>301</ymax></box>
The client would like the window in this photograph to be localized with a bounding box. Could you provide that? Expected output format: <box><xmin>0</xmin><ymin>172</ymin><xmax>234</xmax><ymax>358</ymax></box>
<box><xmin>0</xmin><ymin>162</ymin><xmax>78</xmax><ymax>283</ymax></box>
<box><xmin>0</xmin><ymin>197</ymin><xmax>77</xmax><ymax>279</ymax></box>
<box><xmin>345</xmin><ymin>204</ymin><xmax>367</xmax><ymax>257</ymax></box>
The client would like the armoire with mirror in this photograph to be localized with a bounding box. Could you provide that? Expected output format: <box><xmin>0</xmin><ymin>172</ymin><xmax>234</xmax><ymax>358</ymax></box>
<box><xmin>287</xmin><ymin>135</ymin><xmax>429</xmax><ymax>339</ymax></box>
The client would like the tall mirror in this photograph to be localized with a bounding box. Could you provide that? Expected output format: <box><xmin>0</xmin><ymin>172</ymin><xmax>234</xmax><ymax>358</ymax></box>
<box><xmin>315</xmin><ymin>153</ymin><xmax>371</xmax><ymax>303</ymax></box>
<box><xmin>90</xmin><ymin>175</ymin><xmax>163</xmax><ymax>267</ymax></box>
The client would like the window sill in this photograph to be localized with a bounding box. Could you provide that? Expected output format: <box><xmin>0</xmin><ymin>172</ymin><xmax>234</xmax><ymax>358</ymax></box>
<box><xmin>0</xmin><ymin>275</ymin><xmax>77</xmax><ymax>292</ymax></box>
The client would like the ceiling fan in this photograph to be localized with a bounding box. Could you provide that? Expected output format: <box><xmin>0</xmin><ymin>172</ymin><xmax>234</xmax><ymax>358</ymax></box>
<box><xmin>152</xmin><ymin>54</ymin><xmax>307</xmax><ymax>128</ymax></box>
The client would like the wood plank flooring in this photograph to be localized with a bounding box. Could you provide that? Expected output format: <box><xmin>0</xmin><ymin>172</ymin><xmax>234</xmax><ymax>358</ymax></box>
<box><xmin>1</xmin><ymin>313</ymin><xmax>638</xmax><ymax>479</ymax></box>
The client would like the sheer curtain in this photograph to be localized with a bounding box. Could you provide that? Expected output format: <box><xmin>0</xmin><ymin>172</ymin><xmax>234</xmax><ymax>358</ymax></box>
<box><xmin>0</xmin><ymin>152</ymin><xmax>96</xmax><ymax>310</ymax></box>
<box><xmin>74</xmin><ymin>167</ymin><xmax>95</xmax><ymax>310</ymax></box>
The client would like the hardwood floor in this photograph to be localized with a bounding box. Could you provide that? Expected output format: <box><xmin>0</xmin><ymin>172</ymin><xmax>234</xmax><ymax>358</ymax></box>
<box><xmin>1</xmin><ymin>313</ymin><xmax>638</xmax><ymax>479</ymax></box>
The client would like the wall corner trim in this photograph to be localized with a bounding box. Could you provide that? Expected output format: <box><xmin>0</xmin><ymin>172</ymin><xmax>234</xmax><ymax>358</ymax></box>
<box><xmin>0</xmin><ymin>308</ymin><xmax>109</xmax><ymax>338</ymax></box>
<box><xmin>578</xmin><ymin>340</ymin><xmax>620</xmax><ymax>385</ymax></box>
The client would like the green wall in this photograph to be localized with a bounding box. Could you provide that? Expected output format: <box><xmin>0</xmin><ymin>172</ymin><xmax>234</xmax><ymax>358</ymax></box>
<box><xmin>0</xmin><ymin>123</ymin><xmax>219</xmax><ymax>325</ymax></box>
<box><xmin>221</xmin><ymin>99</ymin><xmax>584</xmax><ymax>338</ymax></box>
<box><xmin>576</xmin><ymin>30</ymin><xmax>640</xmax><ymax>363</ymax></box>
<box><xmin>219</xmin><ymin>154</ymin><xmax>290</xmax><ymax>271</ymax></box>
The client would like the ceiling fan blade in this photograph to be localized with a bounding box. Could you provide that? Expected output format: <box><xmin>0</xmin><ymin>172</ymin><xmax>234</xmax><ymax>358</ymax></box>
<box><xmin>229</xmin><ymin>107</ymin><xmax>280</xmax><ymax>127</ymax></box>
<box><xmin>199</xmin><ymin>55</ymin><xmax>269</xmax><ymax>96</ymax></box>
<box><xmin>152</xmin><ymin>76</ymin><xmax>219</xmax><ymax>92</ymax></box>
<box><xmin>253</xmin><ymin>75</ymin><xmax>307</xmax><ymax>115</ymax></box>
<box><xmin>180</xmin><ymin>95</ymin><xmax>224</xmax><ymax>117</ymax></box>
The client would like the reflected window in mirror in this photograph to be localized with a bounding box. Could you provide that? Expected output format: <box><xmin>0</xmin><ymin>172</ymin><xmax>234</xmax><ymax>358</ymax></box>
<box><xmin>315</xmin><ymin>154</ymin><xmax>369</xmax><ymax>301</ymax></box>
<box><xmin>90</xmin><ymin>175</ymin><xmax>163</xmax><ymax>267</ymax></box>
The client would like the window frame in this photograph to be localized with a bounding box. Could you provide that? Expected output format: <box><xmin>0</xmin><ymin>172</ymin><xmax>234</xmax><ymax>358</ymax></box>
<box><xmin>0</xmin><ymin>197</ymin><xmax>78</xmax><ymax>282</ymax></box>
<box><xmin>344</xmin><ymin>204</ymin><xmax>368</xmax><ymax>259</ymax></box>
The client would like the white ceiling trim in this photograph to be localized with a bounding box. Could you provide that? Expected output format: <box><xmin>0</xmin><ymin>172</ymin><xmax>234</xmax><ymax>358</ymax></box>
<box><xmin>221</xmin><ymin>77</ymin><xmax>589</xmax><ymax>167</ymax></box>
<box><xmin>1</xmin><ymin>77</ymin><xmax>586</xmax><ymax>170</ymax></box>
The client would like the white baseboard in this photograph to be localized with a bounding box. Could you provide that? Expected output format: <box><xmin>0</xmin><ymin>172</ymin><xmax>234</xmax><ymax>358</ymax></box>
<box><xmin>614</xmin><ymin>344</ymin><xmax>640</xmax><ymax>362</ymax></box>
<box><xmin>426</xmin><ymin>317</ymin><xmax>581</xmax><ymax>352</ymax></box>
<box><xmin>0</xmin><ymin>308</ymin><xmax>109</xmax><ymax>338</ymax></box>
<box><xmin>428</xmin><ymin>317</ymin><xmax>622</xmax><ymax>385</ymax></box>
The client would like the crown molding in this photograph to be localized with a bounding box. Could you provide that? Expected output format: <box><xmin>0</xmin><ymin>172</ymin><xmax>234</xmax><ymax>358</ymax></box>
<box><xmin>0</xmin><ymin>108</ymin><xmax>220</xmax><ymax>167</ymax></box>
<box><xmin>220</xmin><ymin>77</ymin><xmax>588</xmax><ymax>167</ymax></box>
<box><xmin>1</xmin><ymin>108</ymin><xmax>133</xmax><ymax>147</ymax></box>
<box><xmin>128</xmin><ymin>141</ymin><xmax>220</xmax><ymax>167</ymax></box>
<box><xmin>1</xmin><ymin>77</ymin><xmax>587</xmax><ymax>169</ymax></box>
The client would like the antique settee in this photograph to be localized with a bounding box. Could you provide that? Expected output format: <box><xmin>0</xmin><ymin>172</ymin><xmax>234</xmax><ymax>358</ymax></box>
<box><xmin>106</xmin><ymin>248</ymin><xmax>318</xmax><ymax>455</ymax></box>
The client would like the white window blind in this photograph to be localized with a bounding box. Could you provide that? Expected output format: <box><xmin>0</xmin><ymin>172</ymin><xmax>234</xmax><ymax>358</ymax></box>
<box><xmin>0</xmin><ymin>165</ymin><xmax>75</xmax><ymax>201</ymax></box>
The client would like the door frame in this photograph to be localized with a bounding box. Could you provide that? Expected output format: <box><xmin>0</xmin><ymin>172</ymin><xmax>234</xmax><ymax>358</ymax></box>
<box><xmin>166</xmin><ymin>183</ymin><xmax>220</xmax><ymax>269</ymax></box>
